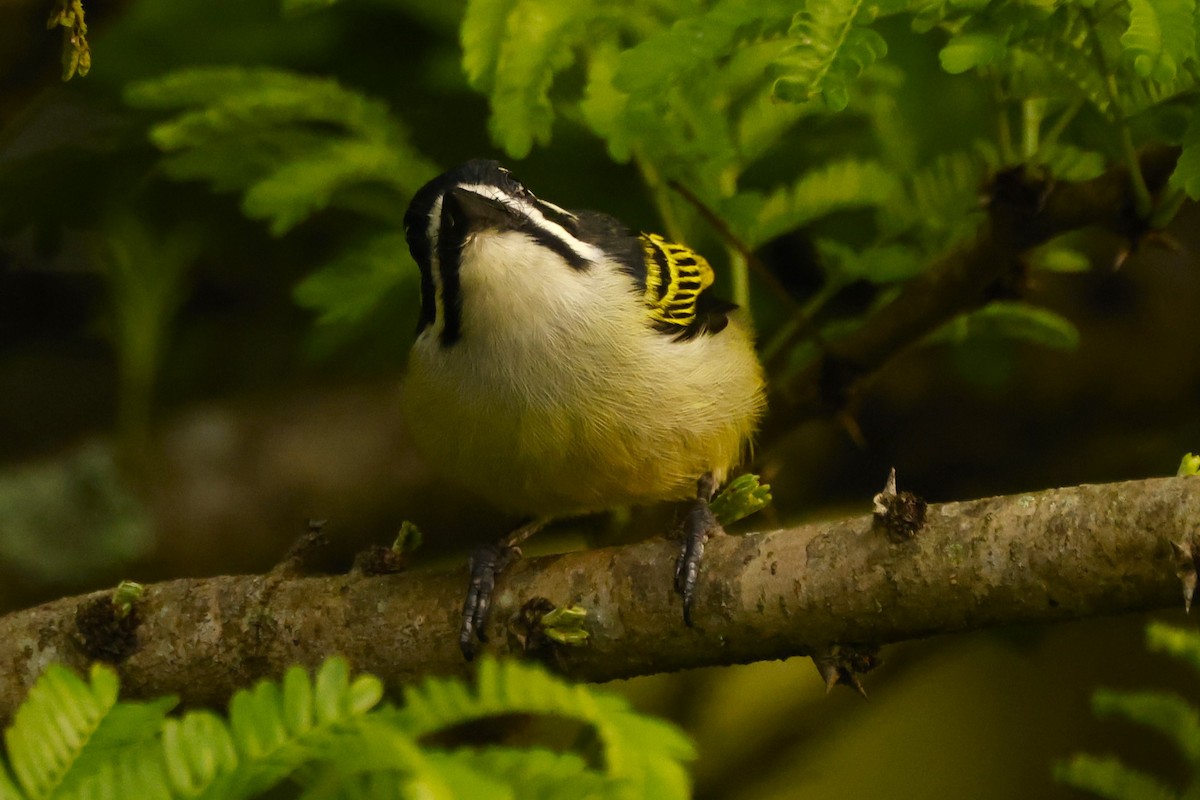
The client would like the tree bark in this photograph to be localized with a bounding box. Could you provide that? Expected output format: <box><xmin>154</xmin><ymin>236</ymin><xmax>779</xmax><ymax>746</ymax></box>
<box><xmin>0</xmin><ymin>475</ymin><xmax>1192</xmax><ymax>719</ymax></box>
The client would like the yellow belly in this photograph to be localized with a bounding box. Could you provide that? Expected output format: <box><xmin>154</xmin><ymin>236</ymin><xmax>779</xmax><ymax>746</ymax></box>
<box><xmin>402</xmin><ymin>321</ymin><xmax>765</xmax><ymax>516</ymax></box>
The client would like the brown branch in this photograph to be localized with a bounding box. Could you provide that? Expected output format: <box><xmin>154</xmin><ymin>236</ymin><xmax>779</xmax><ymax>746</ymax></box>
<box><xmin>763</xmin><ymin>147</ymin><xmax>1182</xmax><ymax>440</ymax></box>
<box><xmin>0</xmin><ymin>475</ymin><xmax>1194</xmax><ymax>719</ymax></box>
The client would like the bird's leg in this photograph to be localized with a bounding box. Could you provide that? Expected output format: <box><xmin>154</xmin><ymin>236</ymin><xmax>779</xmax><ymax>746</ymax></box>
<box><xmin>674</xmin><ymin>472</ymin><xmax>721</xmax><ymax>626</ymax></box>
<box><xmin>460</xmin><ymin>517</ymin><xmax>548</xmax><ymax>660</ymax></box>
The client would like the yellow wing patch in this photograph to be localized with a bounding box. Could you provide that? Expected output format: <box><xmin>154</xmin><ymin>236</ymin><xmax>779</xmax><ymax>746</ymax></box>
<box><xmin>639</xmin><ymin>232</ymin><xmax>715</xmax><ymax>331</ymax></box>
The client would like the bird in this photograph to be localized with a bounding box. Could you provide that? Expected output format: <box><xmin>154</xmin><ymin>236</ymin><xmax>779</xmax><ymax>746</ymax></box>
<box><xmin>401</xmin><ymin>160</ymin><xmax>766</xmax><ymax>659</ymax></box>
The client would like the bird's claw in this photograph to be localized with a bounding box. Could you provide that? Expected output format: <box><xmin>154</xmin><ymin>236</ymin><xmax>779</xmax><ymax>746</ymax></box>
<box><xmin>459</xmin><ymin>542</ymin><xmax>520</xmax><ymax>660</ymax></box>
<box><xmin>674</xmin><ymin>490</ymin><xmax>720</xmax><ymax>626</ymax></box>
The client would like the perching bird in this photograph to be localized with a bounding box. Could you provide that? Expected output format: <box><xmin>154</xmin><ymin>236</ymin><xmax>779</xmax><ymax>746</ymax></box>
<box><xmin>402</xmin><ymin>160</ymin><xmax>766</xmax><ymax>659</ymax></box>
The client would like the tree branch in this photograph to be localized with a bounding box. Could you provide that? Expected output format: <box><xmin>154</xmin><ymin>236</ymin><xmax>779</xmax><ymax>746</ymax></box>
<box><xmin>0</xmin><ymin>475</ymin><xmax>1193</xmax><ymax>718</ymax></box>
<box><xmin>763</xmin><ymin>147</ymin><xmax>1182</xmax><ymax>439</ymax></box>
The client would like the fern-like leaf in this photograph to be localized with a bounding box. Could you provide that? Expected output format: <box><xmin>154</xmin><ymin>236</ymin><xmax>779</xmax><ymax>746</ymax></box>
<box><xmin>1170</xmin><ymin>106</ymin><xmax>1200</xmax><ymax>198</ymax></box>
<box><xmin>1011</xmin><ymin>9</ymin><xmax>1113</xmax><ymax>117</ymax></box>
<box><xmin>54</xmin><ymin>697</ymin><xmax>178</xmax><ymax>797</ymax></box>
<box><xmin>390</xmin><ymin>658</ymin><xmax>695</xmax><ymax>800</ymax></box>
<box><xmin>1122</xmin><ymin>0</ymin><xmax>1196</xmax><ymax>82</ymax></box>
<box><xmin>462</xmin><ymin>0</ymin><xmax>517</xmax><ymax>93</ymax></box>
<box><xmin>59</xmin><ymin>743</ymin><xmax>174</xmax><ymax>800</ymax></box>
<box><xmin>4</xmin><ymin>663</ymin><xmax>121</xmax><ymax>799</ymax></box>
<box><xmin>930</xmin><ymin>302</ymin><xmax>1081</xmax><ymax>350</ymax></box>
<box><xmin>731</xmin><ymin>159</ymin><xmax>901</xmax><ymax>246</ymax></box>
<box><xmin>293</xmin><ymin>234</ymin><xmax>415</xmax><ymax>328</ymax></box>
<box><xmin>613</xmin><ymin>0</ymin><xmax>794</xmax><ymax>98</ymax></box>
<box><xmin>580</xmin><ymin>39</ymin><xmax>634</xmax><ymax>162</ymax></box>
<box><xmin>1092</xmin><ymin>689</ymin><xmax>1200</xmax><ymax>761</ymax></box>
<box><xmin>1039</xmin><ymin>143</ymin><xmax>1106</xmax><ymax>180</ymax></box>
<box><xmin>816</xmin><ymin>239</ymin><xmax>925</xmax><ymax>283</ymax></box>
<box><xmin>1147</xmin><ymin>622</ymin><xmax>1200</xmax><ymax>675</ymax></box>
<box><xmin>125</xmin><ymin>67</ymin><xmax>436</xmax><ymax>234</ymax></box>
<box><xmin>161</xmin><ymin>657</ymin><xmax>384</xmax><ymax>799</ymax></box>
<box><xmin>884</xmin><ymin>148</ymin><xmax>988</xmax><ymax>246</ymax></box>
<box><xmin>1030</xmin><ymin>245</ymin><xmax>1092</xmax><ymax>272</ymax></box>
<box><xmin>772</xmin><ymin>0</ymin><xmax>890</xmax><ymax>110</ymax></box>
<box><xmin>1055</xmin><ymin>754</ymin><xmax>1179</xmax><ymax>800</ymax></box>
<box><xmin>940</xmin><ymin>31</ymin><xmax>1008</xmax><ymax>73</ymax></box>
<box><xmin>480</xmin><ymin>0</ymin><xmax>597</xmax><ymax>157</ymax></box>
<box><xmin>161</xmin><ymin>710</ymin><xmax>238</xmax><ymax>797</ymax></box>
<box><xmin>440</xmin><ymin>747</ymin><xmax>621</xmax><ymax>800</ymax></box>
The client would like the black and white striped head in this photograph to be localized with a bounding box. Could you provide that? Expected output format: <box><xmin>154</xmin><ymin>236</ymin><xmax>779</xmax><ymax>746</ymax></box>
<box><xmin>403</xmin><ymin>160</ymin><xmax>643</xmax><ymax>346</ymax></box>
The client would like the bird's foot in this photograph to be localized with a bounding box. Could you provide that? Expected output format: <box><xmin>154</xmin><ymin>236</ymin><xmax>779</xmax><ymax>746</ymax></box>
<box><xmin>459</xmin><ymin>518</ymin><xmax>548</xmax><ymax>661</ymax></box>
<box><xmin>460</xmin><ymin>542</ymin><xmax>521</xmax><ymax>660</ymax></box>
<box><xmin>674</xmin><ymin>473</ymin><xmax>722</xmax><ymax>626</ymax></box>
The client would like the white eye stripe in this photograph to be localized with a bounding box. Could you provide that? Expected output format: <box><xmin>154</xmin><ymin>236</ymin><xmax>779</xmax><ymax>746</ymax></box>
<box><xmin>453</xmin><ymin>182</ymin><xmax>603</xmax><ymax>264</ymax></box>
<box><xmin>537</xmin><ymin>198</ymin><xmax>577</xmax><ymax>221</ymax></box>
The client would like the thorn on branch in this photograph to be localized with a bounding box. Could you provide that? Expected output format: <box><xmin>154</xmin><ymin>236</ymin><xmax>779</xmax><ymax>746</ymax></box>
<box><xmin>75</xmin><ymin>580</ymin><xmax>144</xmax><ymax>663</ymax></box>
<box><xmin>873</xmin><ymin>468</ymin><xmax>927</xmax><ymax>543</ymax></box>
<box><xmin>813</xmin><ymin>643</ymin><xmax>881</xmax><ymax>699</ymax></box>
<box><xmin>1172</xmin><ymin>537</ymin><xmax>1199</xmax><ymax>613</ymax></box>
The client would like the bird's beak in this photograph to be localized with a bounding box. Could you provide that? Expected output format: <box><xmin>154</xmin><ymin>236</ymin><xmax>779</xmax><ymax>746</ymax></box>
<box><xmin>441</xmin><ymin>186</ymin><xmax>517</xmax><ymax>231</ymax></box>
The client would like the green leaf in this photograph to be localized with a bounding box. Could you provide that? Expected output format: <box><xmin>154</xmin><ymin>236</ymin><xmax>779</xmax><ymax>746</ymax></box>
<box><xmin>1093</xmin><ymin>689</ymin><xmax>1200</xmax><ymax>760</ymax></box>
<box><xmin>241</xmin><ymin>139</ymin><xmax>412</xmax><ymax>235</ymax></box>
<box><xmin>733</xmin><ymin>159</ymin><xmax>901</xmax><ymax>246</ymax></box>
<box><xmin>4</xmin><ymin>663</ymin><xmax>121</xmax><ymax>799</ymax></box>
<box><xmin>579</xmin><ymin>39</ymin><xmax>633</xmax><ymax>162</ymax></box>
<box><xmin>939</xmin><ymin>31</ymin><xmax>1008</xmax><ymax>73</ymax></box>
<box><xmin>1054</xmin><ymin>754</ymin><xmax>1179</xmax><ymax>800</ymax></box>
<box><xmin>160</xmin><ymin>711</ymin><xmax>237</xmax><ymax>796</ymax></box>
<box><xmin>61</xmin><ymin>742</ymin><xmax>174</xmax><ymax>800</ymax></box>
<box><xmin>886</xmin><ymin>149</ymin><xmax>987</xmax><ymax>246</ymax></box>
<box><xmin>816</xmin><ymin>240</ymin><xmax>925</xmax><ymax>283</ymax></box>
<box><xmin>1039</xmin><ymin>143</ymin><xmax>1106</xmax><ymax>181</ymax></box>
<box><xmin>1122</xmin><ymin>0</ymin><xmax>1196</xmax><ymax>82</ymax></box>
<box><xmin>55</xmin><ymin>696</ymin><xmax>177</xmax><ymax>796</ymax></box>
<box><xmin>462</xmin><ymin>0</ymin><xmax>517</xmax><ymax>92</ymax></box>
<box><xmin>438</xmin><ymin>747</ymin><xmax>621</xmax><ymax>800</ymax></box>
<box><xmin>126</xmin><ymin>67</ymin><xmax>436</xmax><ymax>229</ymax></box>
<box><xmin>391</xmin><ymin>658</ymin><xmax>695</xmax><ymax>800</ymax></box>
<box><xmin>486</xmin><ymin>0</ymin><xmax>596</xmax><ymax>157</ymax></box>
<box><xmin>930</xmin><ymin>302</ymin><xmax>1080</xmax><ymax>350</ymax></box>
<box><xmin>711</xmin><ymin>473</ymin><xmax>773</xmax><ymax>526</ymax></box>
<box><xmin>1147</xmin><ymin>622</ymin><xmax>1200</xmax><ymax>676</ymax></box>
<box><xmin>292</xmin><ymin>234</ymin><xmax>415</xmax><ymax>327</ymax></box>
<box><xmin>1170</xmin><ymin>107</ymin><xmax>1200</xmax><ymax>198</ymax></box>
<box><xmin>614</xmin><ymin>0</ymin><xmax>794</xmax><ymax>97</ymax></box>
<box><xmin>1009</xmin><ymin>10</ymin><xmax>1113</xmax><ymax>117</ymax></box>
<box><xmin>299</xmin><ymin>717</ymin><xmax>456</xmax><ymax>800</ymax></box>
<box><xmin>773</xmin><ymin>0</ymin><xmax>890</xmax><ymax>110</ymax></box>
<box><xmin>1030</xmin><ymin>246</ymin><xmax>1092</xmax><ymax>272</ymax></box>
<box><xmin>539</xmin><ymin>604</ymin><xmax>590</xmax><ymax>646</ymax></box>
<box><xmin>1179</xmin><ymin>453</ymin><xmax>1200</xmax><ymax>476</ymax></box>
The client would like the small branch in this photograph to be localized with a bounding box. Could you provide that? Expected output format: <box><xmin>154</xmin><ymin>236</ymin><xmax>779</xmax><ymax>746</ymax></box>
<box><xmin>764</xmin><ymin>146</ymin><xmax>1180</xmax><ymax>439</ymax></box>
<box><xmin>0</xmin><ymin>476</ymin><xmax>1193</xmax><ymax>720</ymax></box>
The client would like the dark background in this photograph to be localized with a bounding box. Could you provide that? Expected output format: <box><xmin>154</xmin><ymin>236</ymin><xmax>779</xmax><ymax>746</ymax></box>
<box><xmin>3</xmin><ymin>0</ymin><xmax>1200</xmax><ymax>797</ymax></box>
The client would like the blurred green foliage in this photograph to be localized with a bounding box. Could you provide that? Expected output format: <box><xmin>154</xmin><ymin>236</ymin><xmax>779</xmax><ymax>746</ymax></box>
<box><xmin>1057</xmin><ymin>623</ymin><xmax>1200</xmax><ymax>800</ymax></box>
<box><xmin>0</xmin><ymin>655</ymin><xmax>692</xmax><ymax>799</ymax></box>
<box><xmin>3</xmin><ymin>2</ymin><xmax>1200</xmax><ymax>798</ymax></box>
<box><xmin>6</xmin><ymin>0</ymin><xmax>1200</xmax><ymax>449</ymax></box>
